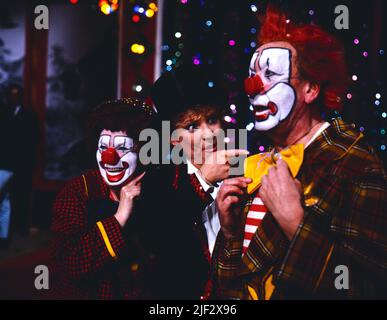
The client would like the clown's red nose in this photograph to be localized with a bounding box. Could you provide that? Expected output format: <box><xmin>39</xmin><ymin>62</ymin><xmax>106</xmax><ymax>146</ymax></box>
<box><xmin>244</xmin><ymin>75</ymin><xmax>264</xmax><ymax>96</ymax></box>
<box><xmin>101</xmin><ymin>147</ymin><xmax>120</xmax><ymax>165</ymax></box>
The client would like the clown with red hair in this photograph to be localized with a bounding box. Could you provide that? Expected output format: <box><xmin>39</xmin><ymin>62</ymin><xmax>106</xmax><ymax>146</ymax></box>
<box><xmin>213</xmin><ymin>7</ymin><xmax>386</xmax><ymax>299</ymax></box>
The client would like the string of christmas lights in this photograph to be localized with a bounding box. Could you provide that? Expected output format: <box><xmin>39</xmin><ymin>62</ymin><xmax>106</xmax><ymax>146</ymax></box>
<box><xmin>161</xmin><ymin>0</ymin><xmax>385</xmax><ymax>159</ymax></box>
<box><xmin>68</xmin><ymin>0</ymin><xmax>384</xmax><ymax>160</ymax></box>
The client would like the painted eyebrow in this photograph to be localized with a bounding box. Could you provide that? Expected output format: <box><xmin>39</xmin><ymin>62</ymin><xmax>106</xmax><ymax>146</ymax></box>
<box><xmin>114</xmin><ymin>136</ymin><xmax>134</xmax><ymax>149</ymax></box>
<box><xmin>249</xmin><ymin>51</ymin><xmax>260</xmax><ymax>73</ymax></box>
<box><xmin>258</xmin><ymin>52</ymin><xmax>285</xmax><ymax>76</ymax></box>
<box><xmin>99</xmin><ymin>135</ymin><xmax>110</xmax><ymax>145</ymax></box>
<box><xmin>265</xmin><ymin>57</ymin><xmax>280</xmax><ymax>74</ymax></box>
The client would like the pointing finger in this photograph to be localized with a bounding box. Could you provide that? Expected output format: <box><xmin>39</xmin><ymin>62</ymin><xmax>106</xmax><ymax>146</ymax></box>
<box><xmin>223</xmin><ymin>149</ymin><xmax>250</xmax><ymax>158</ymax></box>
<box><xmin>223</xmin><ymin>177</ymin><xmax>252</xmax><ymax>187</ymax></box>
<box><xmin>128</xmin><ymin>171</ymin><xmax>146</xmax><ymax>186</ymax></box>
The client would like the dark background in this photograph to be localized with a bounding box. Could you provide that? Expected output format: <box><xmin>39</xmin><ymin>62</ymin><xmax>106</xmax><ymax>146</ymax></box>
<box><xmin>161</xmin><ymin>0</ymin><xmax>385</xmax><ymax>161</ymax></box>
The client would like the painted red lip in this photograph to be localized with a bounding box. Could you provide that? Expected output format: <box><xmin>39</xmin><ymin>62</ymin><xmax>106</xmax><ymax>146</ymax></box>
<box><xmin>100</xmin><ymin>161</ymin><xmax>129</xmax><ymax>183</ymax></box>
<box><xmin>253</xmin><ymin>102</ymin><xmax>278</xmax><ymax>121</ymax></box>
<box><xmin>106</xmin><ymin>170</ymin><xmax>126</xmax><ymax>183</ymax></box>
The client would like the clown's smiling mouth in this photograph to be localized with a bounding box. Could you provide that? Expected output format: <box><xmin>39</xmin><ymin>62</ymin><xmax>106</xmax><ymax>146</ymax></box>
<box><xmin>100</xmin><ymin>162</ymin><xmax>129</xmax><ymax>172</ymax></box>
<box><xmin>99</xmin><ymin>162</ymin><xmax>130</xmax><ymax>183</ymax></box>
<box><xmin>105</xmin><ymin>166</ymin><xmax>124</xmax><ymax>173</ymax></box>
<box><xmin>253</xmin><ymin>102</ymin><xmax>278</xmax><ymax>121</ymax></box>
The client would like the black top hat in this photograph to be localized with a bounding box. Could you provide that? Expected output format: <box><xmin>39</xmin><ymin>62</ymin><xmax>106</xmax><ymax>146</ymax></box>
<box><xmin>150</xmin><ymin>64</ymin><xmax>226</xmax><ymax>121</ymax></box>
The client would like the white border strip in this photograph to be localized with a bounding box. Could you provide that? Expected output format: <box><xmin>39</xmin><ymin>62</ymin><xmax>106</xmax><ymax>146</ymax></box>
<box><xmin>116</xmin><ymin>0</ymin><xmax>124</xmax><ymax>98</ymax></box>
<box><xmin>154</xmin><ymin>0</ymin><xmax>164</xmax><ymax>81</ymax></box>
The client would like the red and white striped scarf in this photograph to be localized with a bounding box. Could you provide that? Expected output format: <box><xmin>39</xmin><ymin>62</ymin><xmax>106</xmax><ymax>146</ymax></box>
<box><xmin>242</xmin><ymin>195</ymin><xmax>267</xmax><ymax>255</ymax></box>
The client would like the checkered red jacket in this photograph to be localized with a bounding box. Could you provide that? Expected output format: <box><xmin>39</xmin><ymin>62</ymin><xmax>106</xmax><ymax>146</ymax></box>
<box><xmin>50</xmin><ymin>169</ymin><xmax>150</xmax><ymax>299</ymax></box>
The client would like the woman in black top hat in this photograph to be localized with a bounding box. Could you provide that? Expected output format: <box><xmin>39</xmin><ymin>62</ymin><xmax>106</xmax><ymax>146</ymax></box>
<box><xmin>149</xmin><ymin>65</ymin><xmax>248</xmax><ymax>299</ymax></box>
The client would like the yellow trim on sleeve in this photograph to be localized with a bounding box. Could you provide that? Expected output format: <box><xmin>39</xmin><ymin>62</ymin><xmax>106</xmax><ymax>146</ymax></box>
<box><xmin>96</xmin><ymin>221</ymin><xmax>117</xmax><ymax>260</ymax></box>
<box><xmin>82</xmin><ymin>174</ymin><xmax>89</xmax><ymax>198</ymax></box>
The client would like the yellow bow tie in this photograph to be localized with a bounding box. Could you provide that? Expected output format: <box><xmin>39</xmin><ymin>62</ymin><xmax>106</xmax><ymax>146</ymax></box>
<box><xmin>244</xmin><ymin>144</ymin><xmax>304</xmax><ymax>194</ymax></box>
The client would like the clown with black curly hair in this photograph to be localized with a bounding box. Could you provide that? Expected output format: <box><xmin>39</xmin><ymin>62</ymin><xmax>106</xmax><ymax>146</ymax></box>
<box><xmin>50</xmin><ymin>98</ymin><xmax>158</xmax><ymax>299</ymax></box>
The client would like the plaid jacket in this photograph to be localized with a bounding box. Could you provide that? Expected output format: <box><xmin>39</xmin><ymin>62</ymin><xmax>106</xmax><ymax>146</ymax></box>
<box><xmin>212</xmin><ymin>118</ymin><xmax>387</xmax><ymax>299</ymax></box>
<box><xmin>50</xmin><ymin>169</ymin><xmax>154</xmax><ymax>299</ymax></box>
<box><xmin>50</xmin><ymin>166</ymin><xmax>214</xmax><ymax>299</ymax></box>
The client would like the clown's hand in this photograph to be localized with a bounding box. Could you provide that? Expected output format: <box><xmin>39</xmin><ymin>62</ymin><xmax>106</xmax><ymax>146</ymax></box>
<box><xmin>258</xmin><ymin>159</ymin><xmax>304</xmax><ymax>240</ymax></box>
<box><xmin>199</xmin><ymin>149</ymin><xmax>249</xmax><ymax>185</ymax></box>
<box><xmin>114</xmin><ymin>171</ymin><xmax>146</xmax><ymax>227</ymax></box>
<box><xmin>215</xmin><ymin>177</ymin><xmax>251</xmax><ymax>239</ymax></box>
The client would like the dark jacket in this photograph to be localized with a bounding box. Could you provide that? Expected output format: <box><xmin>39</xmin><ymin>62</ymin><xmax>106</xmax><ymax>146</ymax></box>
<box><xmin>147</xmin><ymin>163</ymin><xmax>214</xmax><ymax>299</ymax></box>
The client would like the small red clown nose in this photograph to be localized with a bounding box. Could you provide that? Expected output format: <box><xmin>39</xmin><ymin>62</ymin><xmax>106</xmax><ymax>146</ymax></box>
<box><xmin>244</xmin><ymin>75</ymin><xmax>264</xmax><ymax>96</ymax></box>
<box><xmin>101</xmin><ymin>147</ymin><xmax>120</xmax><ymax>165</ymax></box>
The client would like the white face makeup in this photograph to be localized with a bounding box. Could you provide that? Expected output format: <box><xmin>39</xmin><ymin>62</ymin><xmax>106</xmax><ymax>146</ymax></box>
<box><xmin>96</xmin><ymin>130</ymin><xmax>138</xmax><ymax>187</ymax></box>
<box><xmin>248</xmin><ymin>47</ymin><xmax>296</xmax><ymax>131</ymax></box>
